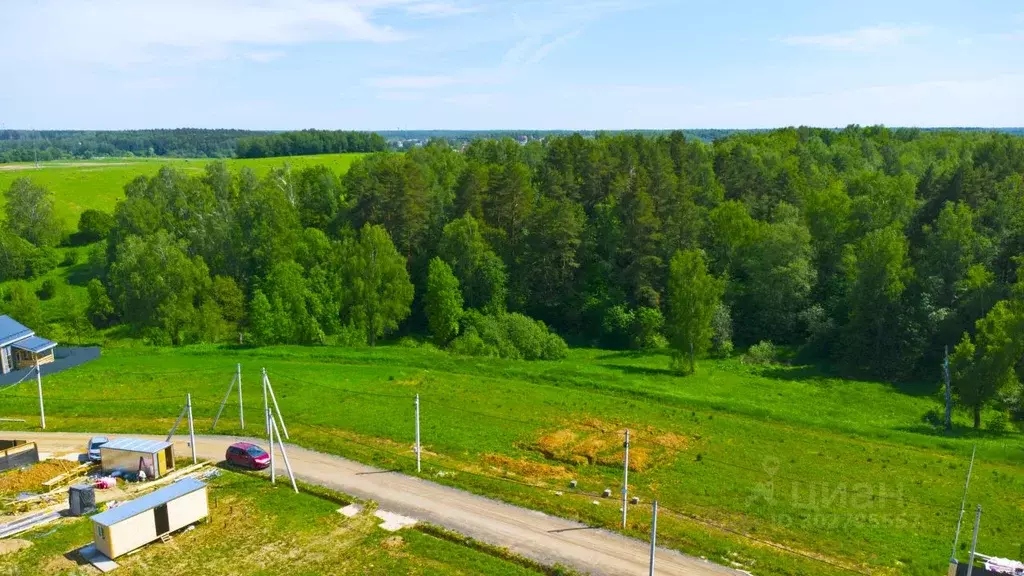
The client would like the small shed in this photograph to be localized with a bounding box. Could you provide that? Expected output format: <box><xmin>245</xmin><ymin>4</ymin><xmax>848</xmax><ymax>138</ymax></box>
<box><xmin>100</xmin><ymin>438</ymin><xmax>175</xmax><ymax>479</ymax></box>
<box><xmin>91</xmin><ymin>478</ymin><xmax>208</xmax><ymax>559</ymax></box>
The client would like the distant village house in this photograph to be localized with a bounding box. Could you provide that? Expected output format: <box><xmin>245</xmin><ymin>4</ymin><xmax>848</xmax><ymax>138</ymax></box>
<box><xmin>0</xmin><ymin>315</ymin><xmax>57</xmax><ymax>375</ymax></box>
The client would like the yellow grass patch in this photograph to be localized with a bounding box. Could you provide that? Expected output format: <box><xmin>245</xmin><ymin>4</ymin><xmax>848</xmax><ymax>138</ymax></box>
<box><xmin>482</xmin><ymin>454</ymin><xmax>572</xmax><ymax>480</ymax></box>
<box><xmin>530</xmin><ymin>419</ymin><xmax>692</xmax><ymax>473</ymax></box>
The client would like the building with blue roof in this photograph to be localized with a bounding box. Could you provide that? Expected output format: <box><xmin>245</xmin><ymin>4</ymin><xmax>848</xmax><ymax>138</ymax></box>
<box><xmin>0</xmin><ymin>315</ymin><xmax>57</xmax><ymax>375</ymax></box>
<box><xmin>91</xmin><ymin>478</ymin><xmax>209</xmax><ymax>559</ymax></box>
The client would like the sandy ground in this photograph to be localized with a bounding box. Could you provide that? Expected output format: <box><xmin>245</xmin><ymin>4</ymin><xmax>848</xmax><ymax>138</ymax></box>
<box><xmin>18</xmin><ymin>431</ymin><xmax>741</xmax><ymax>576</ymax></box>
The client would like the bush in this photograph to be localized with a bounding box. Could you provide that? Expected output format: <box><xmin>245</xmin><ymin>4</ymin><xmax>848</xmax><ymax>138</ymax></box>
<box><xmin>744</xmin><ymin>340</ymin><xmax>777</xmax><ymax>364</ymax></box>
<box><xmin>25</xmin><ymin>247</ymin><xmax>60</xmax><ymax>278</ymax></box>
<box><xmin>710</xmin><ymin>303</ymin><xmax>733</xmax><ymax>357</ymax></box>
<box><xmin>451</xmin><ymin>311</ymin><xmax>568</xmax><ymax>361</ymax></box>
<box><xmin>38</xmin><ymin>278</ymin><xmax>61</xmax><ymax>300</ymax></box>
<box><xmin>632</xmin><ymin>307</ymin><xmax>665</xmax><ymax>350</ymax></box>
<box><xmin>77</xmin><ymin>209</ymin><xmax>115</xmax><ymax>244</ymax></box>
<box><xmin>449</xmin><ymin>327</ymin><xmax>492</xmax><ymax>357</ymax></box>
<box><xmin>601</xmin><ymin>304</ymin><xmax>665</xmax><ymax>350</ymax></box>
<box><xmin>987</xmin><ymin>412</ymin><xmax>1010</xmax><ymax>433</ymax></box>
<box><xmin>61</xmin><ymin>250</ymin><xmax>79</xmax><ymax>267</ymax></box>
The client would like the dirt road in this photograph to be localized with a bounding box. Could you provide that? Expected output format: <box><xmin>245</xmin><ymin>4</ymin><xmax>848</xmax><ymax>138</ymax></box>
<box><xmin>22</xmin><ymin>431</ymin><xmax>740</xmax><ymax>576</ymax></box>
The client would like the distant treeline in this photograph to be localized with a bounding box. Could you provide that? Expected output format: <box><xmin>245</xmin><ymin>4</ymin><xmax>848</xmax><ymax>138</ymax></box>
<box><xmin>0</xmin><ymin>129</ymin><xmax>260</xmax><ymax>162</ymax></box>
<box><xmin>235</xmin><ymin>130</ymin><xmax>388</xmax><ymax>158</ymax></box>
<box><xmin>0</xmin><ymin>129</ymin><xmax>385</xmax><ymax>163</ymax></box>
<box><xmin>4</xmin><ymin>127</ymin><xmax>1023</xmax><ymax>163</ymax></box>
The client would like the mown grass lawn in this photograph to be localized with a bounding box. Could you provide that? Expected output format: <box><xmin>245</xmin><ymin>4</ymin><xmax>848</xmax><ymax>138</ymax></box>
<box><xmin>1</xmin><ymin>344</ymin><xmax>1022</xmax><ymax>576</ymax></box>
<box><xmin>0</xmin><ymin>153</ymin><xmax>365</xmax><ymax>231</ymax></box>
<box><xmin>0</xmin><ymin>467</ymin><xmax>547</xmax><ymax>576</ymax></box>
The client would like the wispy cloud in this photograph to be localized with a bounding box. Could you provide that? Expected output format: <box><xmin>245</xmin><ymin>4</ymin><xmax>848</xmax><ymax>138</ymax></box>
<box><xmin>783</xmin><ymin>25</ymin><xmax>930</xmax><ymax>51</ymax></box>
<box><xmin>0</xmin><ymin>0</ymin><xmax>413</xmax><ymax>67</ymax></box>
<box><xmin>405</xmin><ymin>1</ymin><xmax>480</xmax><ymax>17</ymax></box>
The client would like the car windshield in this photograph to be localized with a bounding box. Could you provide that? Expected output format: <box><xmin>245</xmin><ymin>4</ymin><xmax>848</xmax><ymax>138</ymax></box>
<box><xmin>245</xmin><ymin>446</ymin><xmax>265</xmax><ymax>456</ymax></box>
<box><xmin>90</xmin><ymin>438</ymin><xmax>108</xmax><ymax>449</ymax></box>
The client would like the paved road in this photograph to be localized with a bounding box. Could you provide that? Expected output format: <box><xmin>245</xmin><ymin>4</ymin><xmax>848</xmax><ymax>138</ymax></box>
<box><xmin>21</xmin><ymin>431</ymin><xmax>741</xmax><ymax>576</ymax></box>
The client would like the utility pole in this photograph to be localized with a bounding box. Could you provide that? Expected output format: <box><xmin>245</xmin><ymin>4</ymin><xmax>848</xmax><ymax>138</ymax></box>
<box><xmin>944</xmin><ymin>346</ymin><xmax>952</xmax><ymax>431</ymax></box>
<box><xmin>649</xmin><ymin>500</ymin><xmax>658</xmax><ymax>576</ymax></box>
<box><xmin>212</xmin><ymin>370</ymin><xmax>238</xmax><ymax>431</ymax></box>
<box><xmin>186</xmin><ymin>393</ymin><xmax>196</xmax><ymax>464</ymax></box>
<box><xmin>271</xmin><ymin>414</ymin><xmax>298</xmax><ymax>493</ymax></box>
<box><xmin>967</xmin><ymin>505</ymin><xmax>982</xmax><ymax>576</ymax></box>
<box><xmin>35</xmin><ymin>362</ymin><xmax>45</xmax><ymax>429</ymax></box>
<box><xmin>622</xmin><ymin>429</ymin><xmax>630</xmax><ymax>529</ymax></box>
<box><xmin>237</xmin><ymin>363</ymin><xmax>244</xmax><ymax>429</ymax></box>
<box><xmin>950</xmin><ymin>445</ymin><xmax>977</xmax><ymax>563</ymax></box>
<box><xmin>267</xmin><ymin>405</ymin><xmax>276</xmax><ymax>485</ymax></box>
<box><xmin>264</xmin><ymin>372</ymin><xmax>288</xmax><ymax>439</ymax></box>
<box><xmin>262</xmin><ymin>368</ymin><xmax>270</xmax><ymax>436</ymax></box>
<box><xmin>415</xmin><ymin>394</ymin><xmax>421</xmax><ymax>473</ymax></box>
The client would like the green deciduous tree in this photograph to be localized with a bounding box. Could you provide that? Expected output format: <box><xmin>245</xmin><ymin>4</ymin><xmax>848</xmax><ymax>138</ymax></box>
<box><xmin>341</xmin><ymin>224</ymin><xmax>414</xmax><ymax>346</ymax></box>
<box><xmin>3</xmin><ymin>178</ymin><xmax>63</xmax><ymax>247</ymax></box>
<box><xmin>107</xmin><ymin>231</ymin><xmax>213</xmax><ymax>344</ymax></box>
<box><xmin>86</xmin><ymin>279</ymin><xmax>115</xmax><ymax>328</ymax></box>
<box><xmin>425</xmin><ymin>257</ymin><xmax>463</xmax><ymax>345</ymax></box>
<box><xmin>665</xmin><ymin>249</ymin><xmax>725</xmax><ymax>373</ymax></box>
<box><xmin>438</xmin><ymin>215</ymin><xmax>507</xmax><ymax>313</ymax></box>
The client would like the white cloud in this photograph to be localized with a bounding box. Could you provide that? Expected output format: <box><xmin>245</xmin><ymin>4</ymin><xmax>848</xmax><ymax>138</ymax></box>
<box><xmin>783</xmin><ymin>25</ymin><xmax>930</xmax><ymax>51</ymax></box>
<box><xmin>503</xmin><ymin>30</ymin><xmax>581</xmax><ymax>66</ymax></box>
<box><xmin>0</xmin><ymin>0</ymin><xmax>413</xmax><ymax>67</ymax></box>
<box><xmin>405</xmin><ymin>1</ymin><xmax>480</xmax><ymax>17</ymax></box>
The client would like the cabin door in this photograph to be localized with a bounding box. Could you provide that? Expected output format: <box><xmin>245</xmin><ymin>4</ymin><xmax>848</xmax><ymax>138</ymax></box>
<box><xmin>154</xmin><ymin>504</ymin><xmax>170</xmax><ymax>535</ymax></box>
<box><xmin>0</xmin><ymin>347</ymin><xmax>9</xmax><ymax>374</ymax></box>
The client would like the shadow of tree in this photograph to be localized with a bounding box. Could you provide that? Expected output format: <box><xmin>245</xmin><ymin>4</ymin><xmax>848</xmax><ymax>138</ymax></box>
<box><xmin>758</xmin><ymin>363</ymin><xmax>937</xmax><ymax>398</ymax></box>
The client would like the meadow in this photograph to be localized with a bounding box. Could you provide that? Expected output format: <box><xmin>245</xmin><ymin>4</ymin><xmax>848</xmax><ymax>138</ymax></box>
<box><xmin>0</xmin><ymin>153</ymin><xmax>365</xmax><ymax>231</ymax></box>
<box><xmin>1</xmin><ymin>466</ymin><xmax>554</xmax><ymax>575</ymax></box>
<box><xmin>1</xmin><ymin>343</ymin><xmax>1021</xmax><ymax>576</ymax></box>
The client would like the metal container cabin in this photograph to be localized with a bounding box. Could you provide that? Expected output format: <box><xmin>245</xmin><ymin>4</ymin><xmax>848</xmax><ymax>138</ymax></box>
<box><xmin>91</xmin><ymin>478</ymin><xmax>208</xmax><ymax>559</ymax></box>
<box><xmin>99</xmin><ymin>438</ymin><xmax>175</xmax><ymax>479</ymax></box>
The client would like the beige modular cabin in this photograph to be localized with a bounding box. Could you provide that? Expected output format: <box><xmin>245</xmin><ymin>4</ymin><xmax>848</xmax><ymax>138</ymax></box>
<box><xmin>91</xmin><ymin>478</ymin><xmax>208</xmax><ymax>559</ymax></box>
<box><xmin>100</xmin><ymin>438</ymin><xmax>175</xmax><ymax>479</ymax></box>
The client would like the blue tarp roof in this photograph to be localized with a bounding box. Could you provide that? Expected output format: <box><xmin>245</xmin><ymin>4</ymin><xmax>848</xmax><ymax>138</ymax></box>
<box><xmin>102</xmin><ymin>438</ymin><xmax>173</xmax><ymax>453</ymax></box>
<box><xmin>0</xmin><ymin>316</ymin><xmax>33</xmax><ymax>346</ymax></box>
<box><xmin>10</xmin><ymin>336</ymin><xmax>57</xmax><ymax>354</ymax></box>
<box><xmin>91</xmin><ymin>478</ymin><xmax>206</xmax><ymax>527</ymax></box>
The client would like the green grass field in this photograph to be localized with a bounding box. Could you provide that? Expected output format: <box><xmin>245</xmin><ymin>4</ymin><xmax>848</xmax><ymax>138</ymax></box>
<box><xmin>0</xmin><ymin>153</ymin><xmax>365</xmax><ymax>231</ymax></box>
<box><xmin>1</xmin><ymin>344</ymin><xmax>1021</xmax><ymax>576</ymax></box>
<box><xmin>0</xmin><ymin>466</ymin><xmax>554</xmax><ymax>576</ymax></box>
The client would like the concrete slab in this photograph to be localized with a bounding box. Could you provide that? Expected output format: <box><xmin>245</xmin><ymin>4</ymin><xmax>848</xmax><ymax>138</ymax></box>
<box><xmin>374</xmin><ymin>510</ymin><xmax>417</xmax><ymax>532</ymax></box>
<box><xmin>78</xmin><ymin>544</ymin><xmax>118</xmax><ymax>573</ymax></box>
<box><xmin>338</xmin><ymin>504</ymin><xmax>363</xmax><ymax>518</ymax></box>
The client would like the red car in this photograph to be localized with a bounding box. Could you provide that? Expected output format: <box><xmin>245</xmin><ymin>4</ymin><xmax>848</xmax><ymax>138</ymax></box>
<box><xmin>225</xmin><ymin>442</ymin><xmax>271</xmax><ymax>470</ymax></box>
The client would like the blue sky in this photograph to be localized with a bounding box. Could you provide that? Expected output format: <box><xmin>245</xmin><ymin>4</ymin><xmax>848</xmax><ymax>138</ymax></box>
<box><xmin>2</xmin><ymin>0</ymin><xmax>1023</xmax><ymax>129</ymax></box>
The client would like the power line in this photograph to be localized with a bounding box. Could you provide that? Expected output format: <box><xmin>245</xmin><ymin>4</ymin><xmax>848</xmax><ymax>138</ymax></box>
<box><xmin>656</xmin><ymin>504</ymin><xmax>872</xmax><ymax>575</ymax></box>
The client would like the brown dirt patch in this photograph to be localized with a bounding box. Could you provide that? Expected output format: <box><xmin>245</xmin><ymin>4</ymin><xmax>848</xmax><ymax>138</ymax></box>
<box><xmin>381</xmin><ymin>535</ymin><xmax>405</xmax><ymax>549</ymax></box>
<box><xmin>0</xmin><ymin>539</ymin><xmax>32</xmax><ymax>555</ymax></box>
<box><xmin>0</xmin><ymin>460</ymin><xmax>77</xmax><ymax>495</ymax></box>
<box><xmin>482</xmin><ymin>454</ymin><xmax>572</xmax><ymax>480</ymax></box>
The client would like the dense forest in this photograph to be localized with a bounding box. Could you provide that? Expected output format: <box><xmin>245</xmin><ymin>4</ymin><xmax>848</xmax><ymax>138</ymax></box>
<box><xmin>2</xmin><ymin>126</ymin><xmax>1024</xmax><ymax>428</ymax></box>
